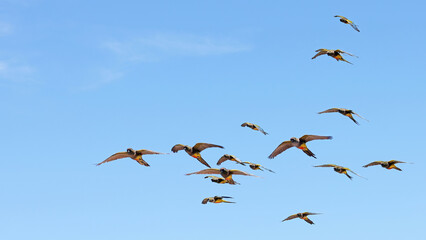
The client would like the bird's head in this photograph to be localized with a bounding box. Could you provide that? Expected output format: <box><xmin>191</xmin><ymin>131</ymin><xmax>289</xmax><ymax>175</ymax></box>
<box><xmin>127</xmin><ymin>148</ymin><xmax>136</xmax><ymax>155</ymax></box>
<box><xmin>290</xmin><ymin>137</ymin><xmax>299</xmax><ymax>143</ymax></box>
<box><xmin>220</xmin><ymin>168</ymin><xmax>229</xmax><ymax>174</ymax></box>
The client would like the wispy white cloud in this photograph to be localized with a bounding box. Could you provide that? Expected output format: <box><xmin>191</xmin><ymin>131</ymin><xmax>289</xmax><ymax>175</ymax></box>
<box><xmin>103</xmin><ymin>33</ymin><xmax>251</xmax><ymax>61</ymax></box>
<box><xmin>0</xmin><ymin>60</ymin><xmax>35</xmax><ymax>82</ymax></box>
<box><xmin>79</xmin><ymin>69</ymin><xmax>123</xmax><ymax>91</ymax></box>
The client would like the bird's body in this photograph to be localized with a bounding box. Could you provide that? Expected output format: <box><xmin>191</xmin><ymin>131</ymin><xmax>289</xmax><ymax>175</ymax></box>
<box><xmin>363</xmin><ymin>160</ymin><xmax>406</xmax><ymax>171</ymax></box>
<box><xmin>318</xmin><ymin>108</ymin><xmax>367</xmax><ymax>125</ymax></box>
<box><xmin>202</xmin><ymin>196</ymin><xmax>235</xmax><ymax>204</ymax></box>
<box><xmin>312</xmin><ymin>49</ymin><xmax>357</xmax><ymax>64</ymax></box>
<box><xmin>96</xmin><ymin>148</ymin><xmax>166</xmax><ymax>166</ymax></box>
<box><xmin>268</xmin><ymin>135</ymin><xmax>332</xmax><ymax>159</ymax></box>
<box><xmin>171</xmin><ymin>143</ymin><xmax>224</xmax><ymax>168</ymax></box>
<box><xmin>186</xmin><ymin>168</ymin><xmax>257</xmax><ymax>185</ymax></box>
<box><xmin>282</xmin><ymin>212</ymin><xmax>321</xmax><ymax>225</ymax></box>
<box><xmin>241</xmin><ymin>122</ymin><xmax>268</xmax><ymax>135</ymax></box>
<box><xmin>242</xmin><ymin>162</ymin><xmax>275</xmax><ymax>173</ymax></box>
<box><xmin>314</xmin><ymin>164</ymin><xmax>366</xmax><ymax>180</ymax></box>
<box><xmin>204</xmin><ymin>176</ymin><xmax>239</xmax><ymax>184</ymax></box>
<box><xmin>334</xmin><ymin>15</ymin><xmax>360</xmax><ymax>32</ymax></box>
<box><xmin>217</xmin><ymin>154</ymin><xmax>246</xmax><ymax>166</ymax></box>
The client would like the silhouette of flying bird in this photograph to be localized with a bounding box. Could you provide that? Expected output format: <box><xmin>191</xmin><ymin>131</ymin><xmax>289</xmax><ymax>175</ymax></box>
<box><xmin>242</xmin><ymin>161</ymin><xmax>275</xmax><ymax>173</ymax></box>
<box><xmin>318</xmin><ymin>108</ymin><xmax>367</xmax><ymax>125</ymax></box>
<box><xmin>202</xmin><ymin>196</ymin><xmax>235</xmax><ymax>204</ymax></box>
<box><xmin>217</xmin><ymin>154</ymin><xmax>246</xmax><ymax>166</ymax></box>
<box><xmin>363</xmin><ymin>160</ymin><xmax>407</xmax><ymax>171</ymax></box>
<box><xmin>312</xmin><ymin>49</ymin><xmax>357</xmax><ymax>64</ymax></box>
<box><xmin>335</xmin><ymin>15</ymin><xmax>360</xmax><ymax>32</ymax></box>
<box><xmin>171</xmin><ymin>143</ymin><xmax>224</xmax><ymax>168</ymax></box>
<box><xmin>186</xmin><ymin>168</ymin><xmax>257</xmax><ymax>185</ymax></box>
<box><xmin>96</xmin><ymin>148</ymin><xmax>166</xmax><ymax>167</ymax></box>
<box><xmin>241</xmin><ymin>122</ymin><xmax>268</xmax><ymax>135</ymax></box>
<box><xmin>268</xmin><ymin>135</ymin><xmax>332</xmax><ymax>159</ymax></box>
<box><xmin>282</xmin><ymin>212</ymin><xmax>321</xmax><ymax>225</ymax></box>
<box><xmin>314</xmin><ymin>164</ymin><xmax>366</xmax><ymax>180</ymax></box>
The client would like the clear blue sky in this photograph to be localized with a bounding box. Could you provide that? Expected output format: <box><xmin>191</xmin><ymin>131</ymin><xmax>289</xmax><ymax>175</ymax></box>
<box><xmin>1</xmin><ymin>1</ymin><xmax>425</xmax><ymax>239</ymax></box>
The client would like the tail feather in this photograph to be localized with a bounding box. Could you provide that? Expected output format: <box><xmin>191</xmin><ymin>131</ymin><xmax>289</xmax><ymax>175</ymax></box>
<box><xmin>304</xmin><ymin>217</ymin><xmax>314</xmax><ymax>225</ymax></box>
<box><xmin>260</xmin><ymin>129</ymin><xmax>269</xmax><ymax>135</ymax></box>
<box><xmin>393</xmin><ymin>166</ymin><xmax>402</xmax><ymax>171</ymax></box>
<box><xmin>303</xmin><ymin>148</ymin><xmax>317</xmax><ymax>159</ymax></box>
<box><xmin>136</xmin><ymin>158</ymin><xmax>150</xmax><ymax>167</ymax></box>
<box><xmin>197</xmin><ymin>156</ymin><xmax>211</xmax><ymax>168</ymax></box>
<box><xmin>348</xmin><ymin>115</ymin><xmax>359</xmax><ymax>125</ymax></box>
<box><xmin>226</xmin><ymin>178</ymin><xmax>236</xmax><ymax>185</ymax></box>
<box><xmin>345</xmin><ymin>173</ymin><xmax>353</xmax><ymax>180</ymax></box>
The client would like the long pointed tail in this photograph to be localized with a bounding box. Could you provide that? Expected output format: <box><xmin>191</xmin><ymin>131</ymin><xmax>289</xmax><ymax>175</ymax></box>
<box><xmin>348</xmin><ymin>115</ymin><xmax>359</xmax><ymax>125</ymax></box>
<box><xmin>303</xmin><ymin>148</ymin><xmax>317</xmax><ymax>159</ymax></box>
<box><xmin>345</xmin><ymin>173</ymin><xmax>353</xmax><ymax>180</ymax></box>
<box><xmin>226</xmin><ymin>178</ymin><xmax>236</xmax><ymax>185</ymax></box>
<box><xmin>393</xmin><ymin>166</ymin><xmax>402</xmax><ymax>171</ymax></box>
<box><xmin>136</xmin><ymin>158</ymin><xmax>150</xmax><ymax>167</ymax></box>
<box><xmin>341</xmin><ymin>58</ymin><xmax>353</xmax><ymax>64</ymax></box>
<box><xmin>197</xmin><ymin>156</ymin><xmax>211</xmax><ymax>168</ymax></box>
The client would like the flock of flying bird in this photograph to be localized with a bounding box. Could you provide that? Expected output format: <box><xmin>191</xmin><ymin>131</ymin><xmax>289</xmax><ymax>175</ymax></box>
<box><xmin>96</xmin><ymin>15</ymin><xmax>409</xmax><ymax>225</ymax></box>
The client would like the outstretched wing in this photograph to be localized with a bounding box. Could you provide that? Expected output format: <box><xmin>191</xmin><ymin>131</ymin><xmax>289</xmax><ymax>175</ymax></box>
<box><xmin>268</xmin><ymin>141</ymin><xmax>293</xmax><ymax>159</ymax></box>
<box><xmin>171</xmin><ymin>144</ymin><xmax>186</xmax><ymax>153</ymax></box>
<box><xmin>204</xmin><ymin>175</ymin><xmax>220</xmax><ymax>180</ymax></box>
<box><xmin>336</xmin><ymin>50</ymin><xmax>358</xmax><ymax>58</ymax></box>
<box><xmin>318</xmin><ymin>108</ymin><xmax>340</xmax><ymax>114</ymax></box>
<box><xmin>314</xmin><ymin>164</ymin><xmax>337</xmax><ymax>168</ymax></box>
<box><xmin>229</xmin><ymin>169</ymin><xmax>258</xmax><ymax>177</ymax></box>
<box><xmin>217</xmin><ymin>196</ymin><xmax>233</xmax><ymax>199</ymax></box>
<box><xmin>96</xmin><ymin>151</ymin><xmax>130</xmax><ymax>166</ymax></box>
<box><xmin>388</xmin><ymin>160</ymin><xmax>406</xmax><ymax>165</ymax></box>
<box><xmin>193</xmin><ymin>143</ymin><xmax>224</xmax><ymax>152</ymax></box>
<box><xmin>282</xmin><ymin>214</ymin><xmax>298</xmax><ymax>222</ymax></box>
<box><xmin>300</xmin><ymin>135</ymin><xmax>333</xmax><ymax>142</ymax></box>
<box><xmin>346</xmin><ymin>168</ymin><xmax>367</xmax><ymax>180</ymax></box>
<box><xmin>217</xmin><ymin>155</ymin><xmax>231</xmax><ymax>165</ymax></box>
<box><xmin>185</xmin><ymin>168</ymin><xmax>220</xmax><ymax>176</ymax></box>
<box><xmin>350</xmin><ymin>23</ymin><xmax>360</xmax><ymax>32</ymax></box>
<box><xmin>137</xmin><ymin>149</ymin><xmax>166</xmax><ymax>155</ymax></box>
<box><xmin>261</xmin><ymin>166</ymin><xmax>275</xmax><ymax>173</ymax></box>
<box><xmin>254</xmin><ymin>124</ymin><xmax>268</xmax><ymax>135</ymax></box>
<box><xmin>353</xmin><ymin>112</ymin><xmax>369</xmax><ymax>121</ymax></box>
<box><xmin>304</xmin><ymin>212</ymin><xmax>322</xmax><ymax>216</ymax></box>
<box><xmin>334</xmin><ymin>15</ymin><xmax>346</xmax><ymax>19</ymax></box>
<box><xmin>312</xmin><ymin>49</ymin><xmax>328</xmax><ymax>59</ymax></box>
<box><xmin>363</xmin><ymin>161</ymin><xmax>383</xmax><ymax>168</ymax></box>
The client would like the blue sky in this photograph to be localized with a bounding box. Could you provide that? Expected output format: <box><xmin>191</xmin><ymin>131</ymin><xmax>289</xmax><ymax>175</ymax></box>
<box><xmin>1</xmin><ymin>1</ymin><xmax>425</xmax><ymax>239</ymax></box>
